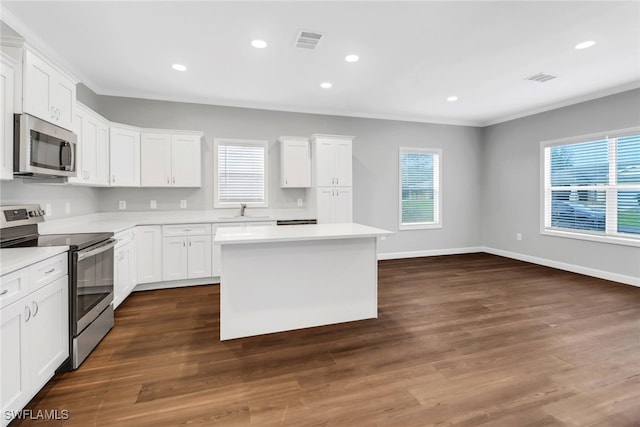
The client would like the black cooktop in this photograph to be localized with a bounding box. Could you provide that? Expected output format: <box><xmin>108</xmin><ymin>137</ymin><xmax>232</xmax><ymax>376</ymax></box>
<box><xmin>1</xmin><ymin>232</ymin><xmax>113</xmax><ymax>250</ymax></box>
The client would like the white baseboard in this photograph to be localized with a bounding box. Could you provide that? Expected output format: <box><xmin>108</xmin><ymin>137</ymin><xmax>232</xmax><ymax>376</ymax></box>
<box><xmin>482</xmin><ymin>247</ymin><xmax>640</xmax><ymax>288</ymax></box>
<box><xmin>134</xmin><ymin>276</ymin><xmax>220</xmax><ymax>292</ymax></box>
<box><xmin>377</xmin><ymin>246</ymin><xmax>483</xmax><ymax>260</ymax></box>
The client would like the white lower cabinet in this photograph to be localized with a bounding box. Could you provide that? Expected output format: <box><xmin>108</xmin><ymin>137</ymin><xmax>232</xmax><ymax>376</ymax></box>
<box><xmin>212</xmin><ymin>221</ymin><xmax>276</xmax><ymax>277</ymax></box>
<box><xmin>113</xmin><ymin>230</ymin><xmax>136</xmax><ymax>309</ymax></box>
<box><xmin>136</xmin><ymin>226</ymin><xmax>162</xmax><ymax>284</ymax></box>
<box><xmin>162</xmin><ymin>224</ymin><xmax>212</xmax><ymax>281</ymax></box>
<box><xmin>315</xmin><ymin>187</ymin><xmax>353</xmax><ymax>224</ymax></box>
<box><xmin>1</xmin><ymin>257</ymin><xmax>69</xmax><ymax>427</ymax></box>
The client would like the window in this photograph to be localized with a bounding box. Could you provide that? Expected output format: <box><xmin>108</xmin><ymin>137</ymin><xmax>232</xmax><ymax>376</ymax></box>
<box><xmin>399</xmin><ymin>147</ymin><xmax>441</xmax><ymax>230</ymax></box>
<box><xmin>542</xmin><ymin>128</ymin><xmax>640</xmax><ymax>246</ymax></box>
<box><xmin>214</xmin><ymin>138</ymin><xmax>268</xmax><ymax>207</ymax></box>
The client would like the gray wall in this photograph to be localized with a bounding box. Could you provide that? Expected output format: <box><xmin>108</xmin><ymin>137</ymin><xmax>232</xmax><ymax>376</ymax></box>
<box><xmin>481</xmin><ymin>89</ymin><xmax>640</xmax><ymax>280</ymax></box>
<box><xmin>95</xmin><ymin>96</ymin><xmax>483</xmax><ymax>254</ymax></box>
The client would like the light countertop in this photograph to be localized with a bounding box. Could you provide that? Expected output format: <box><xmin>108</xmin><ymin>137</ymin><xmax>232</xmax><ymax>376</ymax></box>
<box><xmin>215</xmin><ymin>223</ymin><xmax>392</xmax><ymax>245</ymax></box>
<box><xmin>1</xmin><ymin>247</ymin><xmax>69</xmax><ymax>276</ymax></box>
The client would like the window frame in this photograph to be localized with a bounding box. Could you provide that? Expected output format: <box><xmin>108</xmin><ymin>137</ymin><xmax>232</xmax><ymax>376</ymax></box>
<box><xmin>213</xmin><ymin>137</ymin><xmax>269</xmax><ymax>208</ymax></box>
<box><xmin>540</xmin><ymin>127</ymin><xmax>640</xmax><ymax>247</ymax></box>
<box><xmin>398</xmin><ymin>147</ymin><xmax>442</xmax><ymax>231</ymax></box>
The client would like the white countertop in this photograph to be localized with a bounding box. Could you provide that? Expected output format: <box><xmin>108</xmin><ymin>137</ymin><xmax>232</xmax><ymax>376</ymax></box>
<box><xmin>215</xmin><ymin>223</ymin><xmax>392</xmax><ymax>245</ymax></box>
<box><xmin>1</xmin><ymin>246</ymin><xmax>69</xmax><ymax>276</ymax></box>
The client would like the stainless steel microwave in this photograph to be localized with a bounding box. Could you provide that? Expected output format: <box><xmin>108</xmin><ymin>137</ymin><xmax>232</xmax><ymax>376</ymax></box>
<box><xmin>14</xmin><ymin>113</ymin><xmax>77</xmax><ymax>178</ymax></box>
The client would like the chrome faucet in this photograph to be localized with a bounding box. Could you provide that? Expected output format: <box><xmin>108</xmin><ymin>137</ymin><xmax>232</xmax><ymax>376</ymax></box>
<box><xmin>240</xmin><ymin>203</ymin><xmax>247</xmax><ymax>217</ymax></box>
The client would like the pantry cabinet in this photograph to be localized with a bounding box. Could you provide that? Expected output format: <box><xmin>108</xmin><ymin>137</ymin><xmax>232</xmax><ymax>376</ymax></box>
<box><xmin>0</xmin><ymin>53</ymin><xmax>14</xmax><ymax>180</ymax></box>
<box><xmin>69</xmin><ymin>103</ymin><xmax>110</xmax><ymax>186</ymax></box>
<box><xmin>280</xmin><ymin>136</ymin><xmax>311</xmax><ymax>188</ymax></box>
<box><xmin>23</xmin><ymin>49</ymin><xmax>75</xmax><ymax>131</ymax></box>
<box><xmin>312</xmin><ymin>134</ymin><xmax>353</xmax><ymax>187</ymax></box>
<box><xmin>140</xmin><ymin>132</ymin><xmax>202</xmax><ymax>187</ymax></box>
<box><xmin>109</xmin><ymin>125</ymin><xmax>140</xmax><ymax>187</ymax></box>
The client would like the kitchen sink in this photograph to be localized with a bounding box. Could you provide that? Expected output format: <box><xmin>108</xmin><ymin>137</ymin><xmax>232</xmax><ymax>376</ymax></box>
<box><xmin>218</xmin><ymin>215</ymin><xmax>271</xmax><ymax>220</ymax></box>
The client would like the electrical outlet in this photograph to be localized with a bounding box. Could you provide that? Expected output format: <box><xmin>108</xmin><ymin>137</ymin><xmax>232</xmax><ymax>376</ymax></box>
<box><xmin>297</xmin><ymin>198</ymin><xmax>303</xmax><ymax>207</ymax></box>
<box><xmin>65</xmin><ymin>202</ymin><xmax>71</xmax><ymax>214</ymax></box>
<box><xmin>380</xmin><ymin>236</ymin><xmax>386</xmax><ymax>241</ymax></box>
<box><xmin>180</xmin><ymin>200</ymin><xmax>187</xmax><ymax>209</ymax></box>
<box><xmin>44</xmin><ymin>203</ymin><xmax>52</xmax><ymax>217</ymax></box>
<box><xmin>516</xmin><ymin>233</ymin><xmax>522</xmax><ymax>241</ymax></box>
<box><xmin>150</xmin><ymin>200</ymin><xmax>157</xmax><ymax>209</ymax></box>
<box><xmin>119</xmin><ymin>200</ymin><xmax>126</xmax><ymax>210</ymax></box>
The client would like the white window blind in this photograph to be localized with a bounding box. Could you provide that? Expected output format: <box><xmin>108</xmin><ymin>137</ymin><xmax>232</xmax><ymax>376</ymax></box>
<box><xmin>542</xmin><ymin>128</ymin><xmax>640</xmax><ymax>245</ymax></box>
<box><xmin>399</xmin><ymin>148</ymin><xmax>441</xmax><ymax>230</ymax></box>
<box><xmin>214</xmin><ymin>139</ymin><xmax>267</xmax><ymax>206</ymax></box>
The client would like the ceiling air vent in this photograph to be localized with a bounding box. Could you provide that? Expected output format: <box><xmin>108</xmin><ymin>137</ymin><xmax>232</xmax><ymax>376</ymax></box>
<box><xmin>295</xmin><ymin>30</ymin><xmax>323</xmax><ymax>50</ymax></box>
<box><xmin>525</xmin><ymin>72</ymin><xmax>557</xmax><ymax>83</ymax></box>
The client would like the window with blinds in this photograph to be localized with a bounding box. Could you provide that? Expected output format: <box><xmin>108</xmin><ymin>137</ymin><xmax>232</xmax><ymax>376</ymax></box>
<box><xmin>399</xmin><ymin>148</ymin><xmax>441</xmax><ymax>230</ymax></box>
<box><xmin>542</xmin><ymin>129</ymin><xmax>640</xmax><ymax>245</ymax></box>
<box><xmin>214</xmin><ymin>138</ymin><xmax>268</xmax><ymax>207</ymax></box>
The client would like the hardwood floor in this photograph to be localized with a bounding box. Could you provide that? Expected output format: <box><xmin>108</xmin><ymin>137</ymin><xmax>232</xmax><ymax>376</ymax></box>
<box><xmin>12</xmin><ymin>253</ymin><xmax>640</xmax><ymax>426</ymax></box>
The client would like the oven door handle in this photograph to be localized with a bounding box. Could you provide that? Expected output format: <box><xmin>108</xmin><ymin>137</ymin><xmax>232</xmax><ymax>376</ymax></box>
<box><xmin>77</xmin><ymin>239</ymin><xmax>117</xmax><ymax>261</ymax></box>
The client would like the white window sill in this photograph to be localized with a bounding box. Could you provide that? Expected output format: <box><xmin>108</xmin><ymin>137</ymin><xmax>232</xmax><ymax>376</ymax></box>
<box><xmin>541</xmin><ymin>228</ymin><xmax>640</xmax><ymax>247</ymax></box>
<box><xmin>399</xmin><ymin>223</ymin><xmax>442</xmax><ymax>231</ymax></box>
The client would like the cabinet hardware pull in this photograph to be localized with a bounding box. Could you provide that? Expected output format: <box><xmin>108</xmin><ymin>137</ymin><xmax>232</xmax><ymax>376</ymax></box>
<box><xmin>184</xmin><ymin>229</ymin><xmax>191</xmax><ymax>232</ymax></box>
<box><xmin>183</xmin><ymin>241</ymin><xmax>186</xmax><ymax>247</ymax></box>
<box><xmin>112</xmin><ymin>174</ymin><xmax>116</xmax><ymax>183</ymax></box>
<box><xmin>173</xmin><ymin>177</ymin><xmax>175</xmax><ymax>184</ymax></box>
<box><xmin>0</xmin><ymin>289</ymin><xmax>8</xmax><ymax>296</ymax></box>
<box><xmin>25</xmin><ymin>306</ymin><xmax>31</xmax><ymax>322</ymax></box>
<box><xmin>167</xmin><ymin>177</ymin><xmax>170</xmax><ymax>184</ymax></box>
<box><xmin>189</xmin><ymin>241</ymin><xmax>192</xmax><ymax>247</ymax></box>
<box><xmin>336</xmin><ymin>178</ymin><xmax>339</xmax><ymax>185</ymax></box>
<box><xmin>32</xmin><ymin>301</ymin><xmax>39</xmax><ymax>317</ymax></box>
<box><xmin>44</xmin><ymin>268</ymin><xmax>55</xmax><ymax>274</ymax></box>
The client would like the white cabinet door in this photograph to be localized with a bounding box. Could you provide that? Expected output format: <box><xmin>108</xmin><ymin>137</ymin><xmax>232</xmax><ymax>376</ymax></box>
<box><xmin>187</xmin><ymin>235</ymin><xmax>212</xmax><ymax>279</ymax></box>
<box><xmin>335</xmin><ymin>141</ymin><xmax>352</xmax><ymax>186</ymax></box>
<box><xmin>28</xmin><ymin>276</ymin><xmax>68</xmax><ymax>391</ymax></box>
<box><xmin>316</xmin><ymin>188</ymin><xmax>334</xmax><ymax>224</ymax></box>
<box><xmin>0</xmin><ymin>298</ymin><xmax>30</xmax><ymax>419</ymax></box>
<box><xmin>333</xmin><ymin>187</ymin><xmax>353</xmax><ymax>223</ymax></box>
<box><xmin>140</xmin><ymin>132</ymin><xmax>171</xmax><ymax>187</ymax></box>
<box><xmin>109</xmin><ymin>126</ymin><xmax>140</xmax><ymax>187</ymax></box>
<box><xmin>95</xmin><ymin>121</ymin><xmax>110</xmax><ymax>186</ymax></box>
<box><xmin>171</xmin><ymin>134</ymin><xmax>201</xmax><ymax>187</ymax></box>
<box><xmin>114</xmin><ymin>238</ymin><xmax>137</xmax><ymax>309</ymax></box>
<box><xmin>82</xmin><ymin>115</ymin><xmax>98</xmax><ymax>184</ymax></box>
<box><xmin>0</xmin><ymin>54</ymin><xmax>14</xmax><ymax>180</ymax></box>
<box><xmin>136</xmin><ymin>226</ymin><xmax>162</xmax><ymax>284</ymax></box>
<box><xmin>314</xmin><ymin>141</ymin><xmax>335</xmax><ymax>187</ymax></box>
<box><xmin>280</xmin><ymin>138</ymin><xmax>311</xmax><ymax>188</ymax></box>
<box><xmin>162</xmin><ymin>237</ymin><xmax>188</xmax><ymax>281</ymax></box>
<box><xmin>68</xmin><ymin>111</ymin><xmax>85</xmax><ymax>185</ymax></box>
<box><xmin>23</xmin><ymin>50</ymin><xmax>75</xmax><ymax>131</ymax></box>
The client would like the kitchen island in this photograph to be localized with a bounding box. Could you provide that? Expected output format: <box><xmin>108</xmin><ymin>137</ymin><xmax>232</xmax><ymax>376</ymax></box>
<box><xmin>215</xmin><ymin>223</ymin><xmax>392</xmax><ymax>340</ymax></box>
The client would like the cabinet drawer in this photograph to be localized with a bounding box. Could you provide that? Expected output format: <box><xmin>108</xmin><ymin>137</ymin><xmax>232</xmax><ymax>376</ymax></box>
<box><xmin>163</xmin><ymin>223</ymin><xmax>211</xmax><ymax>237</ymax></box>
<box><xmin>0</xmin><ymin>268</ymin><xmax>29</xmax><ymax>309</ymax></box>
<box><xmin>115</xmin><ymin>228</ymin><xmax>135</xmax><ymax>246</ymax></box>
<box><xmin>28</xmin><ymin>253</ymin><xmax>68</xmax><ymax>293</ymax></box>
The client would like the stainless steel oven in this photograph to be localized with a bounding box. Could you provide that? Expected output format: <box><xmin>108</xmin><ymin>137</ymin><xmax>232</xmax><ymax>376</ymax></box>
<box><xmin>0</xmin><ymin>204</ymin><xmax>115</xmax><ymax>371</ymax></box>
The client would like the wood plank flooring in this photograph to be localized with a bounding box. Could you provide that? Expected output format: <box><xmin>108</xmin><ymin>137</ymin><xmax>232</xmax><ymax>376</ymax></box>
<box><xmin>11</xmin><ymin>253</ymin><xmax>640</xmax><ymax>426</ymax></box>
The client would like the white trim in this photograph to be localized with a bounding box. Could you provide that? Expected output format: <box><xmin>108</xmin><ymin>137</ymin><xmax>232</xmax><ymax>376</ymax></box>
<box><xmin>540</xmin><ymin>126</ymin><xmax>640</xmax><ymax>148</ymax></box>
<box><xmin>213</xmin><ymin>137</ymin><xmax>269</xmax><ymax>208</ymax></box>
<box><xmin>399</xmin><ymin>147</ymin><xmax>442</xmax><ymax>231</ymax></box>
<box><xmin>133</xmin><ymin>277</ymin><xmax>218</xmax><ymax>292</ymax></box>
<box><xmin>541</xmin><ymin>228</ymin><xmax>640</xmax><ymax>247</ymax></box>
<box><xmin>377</xmin><ymin>246</ymin><xmax>483</xmax><ymax>260</ymax></box>
<box><xmin>482</xmin><ymin>247</ymin><xmax>639</xmax><ymax>288</ymax></box>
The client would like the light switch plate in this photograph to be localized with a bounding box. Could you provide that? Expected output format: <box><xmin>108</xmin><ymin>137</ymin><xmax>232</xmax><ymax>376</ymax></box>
<box><xmin>119</xmin><ymin>200</ymin><xmax>126</xmax><ymax>210</ymax></box>
<box><xmin>297</xmin><ymin>198</ymin><xmax>303</xmax><ymax>207</ymax></box>
<box><xmin>44</xmin><ymin>203</ymin><xmax>52</xmax><ymax>217</ymax></box>
<box><xmin>150</xmin><ymin>200</ymin><xmax>157</xmax><ymax>209</ymax></box>
<box><xmin>180</xmin><ymin>200</ymin><xmax>187</xmax><ymax>209</ymax></box>
<box><xmin>65</xmin><ymin>202</ymin><xmax>71</xmax><ymax>214</ymax></box>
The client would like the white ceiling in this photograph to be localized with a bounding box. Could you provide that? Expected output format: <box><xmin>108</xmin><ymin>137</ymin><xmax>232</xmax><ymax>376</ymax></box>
<box><xmin>2</xmin><ymin>1</ymin><xmax>639</xmax><ymax>126</ymax></box>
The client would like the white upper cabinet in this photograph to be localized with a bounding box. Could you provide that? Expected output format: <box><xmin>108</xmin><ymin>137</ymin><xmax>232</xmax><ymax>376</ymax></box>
<box><xmin>280</xmin><ymin>136</ymin><xmax>311</xmax><ymax>188</ymax></box>
<box><xmin>312</xmin><ymin>134</ymin><xmax>353</xmax><ymax>187</ymax></box>
<box><xmin>23</xmin><ymin>49</ymin><xmax>75</xmax><ymax>131</ymax></box>
<box><xmin>140</xmin><ymin>132</ymin><xmax>201</xmax><ymax>187</ymax></box>
<box><xmin>69</xmin><ymin>104</ymin><xmax>110</xmax><ymax>186</ymax></box>
<box><xmin>0</xmin><ymin>53</ymin><xmax>15</xmax><ymax>180</ymax></box>
<box><xmin>109</xmin><ymin>125</ymin><xmax>140</xmax><ymax>187</ymax></box>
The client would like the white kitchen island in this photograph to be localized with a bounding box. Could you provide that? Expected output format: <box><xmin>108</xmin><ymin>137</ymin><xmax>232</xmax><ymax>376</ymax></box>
<box><xmin>215</xmin><ymin>223</ymin><xmax>392</xmax><ymax>340</ymax></box>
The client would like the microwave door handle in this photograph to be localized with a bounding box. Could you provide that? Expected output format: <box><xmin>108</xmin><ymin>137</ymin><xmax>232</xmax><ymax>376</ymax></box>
<box><xmin>68</xmin><ymin>141</ymin><xmax>75</xmax><ymax>171</ymax></box>
<box><xmin>77</xmin><ymin>239</ymin><xmax>117</xmax><ymax>261</ymax></box>
<box><xmin>61</xmin><ymin>141</ymin><xmax>74</xmax><ymax>170</ymax></box>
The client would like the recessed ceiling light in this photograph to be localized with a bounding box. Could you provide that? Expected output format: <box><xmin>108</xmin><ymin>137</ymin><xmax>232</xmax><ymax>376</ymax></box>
<box><xmin>447</xmin><ymin>96</ymin><xmax>458</xmax><ymax>102</ymax></box>
<box><xmin>172</xmin><ymin>64</ymin><xmax>187</xmax><ymax>71</ymax></box>
<box><xmin>251</xmin><ymin>39</ymin><xmax>268</xmax><ymax>49</ymax></box>
<box><xmin>575</xmin><ymin>40</ymin><xmax>596</xmax><ymax>50</ymax></box>
<box><xmin>345</xmin><ymin>54</ymin><xmax>359</xmax><ymax>63</ymax></box>
<box><xmin>320</xmin><ymin>82</ymin><xmax>332</xmax><ymax>89</ymax></box>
